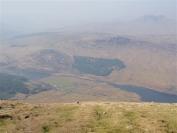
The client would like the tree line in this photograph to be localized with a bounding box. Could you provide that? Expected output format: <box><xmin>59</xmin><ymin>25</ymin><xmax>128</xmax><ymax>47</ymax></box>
<box><xmin>72</xmin><ymin>56</ymin><xmax>125</xmax><ymax>76</ymax></box>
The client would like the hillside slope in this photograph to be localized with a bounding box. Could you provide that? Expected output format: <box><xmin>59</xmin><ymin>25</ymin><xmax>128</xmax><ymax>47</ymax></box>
<box><xmin>8</xmin><ymin>49</ymin><xmax>72</xmax><ymax>73</ymax></box>
<box><xmin>1</xmin><ymin>32</ymin><xmax>177</xmax><ymax>95</ymax></box>
<box><xmin>0</xmin><ymin>73</ymin><xmax>54</xmax><ymax>100</ymax></box>
<box><xmin>0</xmin><ymin>101</ymin><xmax>177</xmax><ymax>133</ymax></box>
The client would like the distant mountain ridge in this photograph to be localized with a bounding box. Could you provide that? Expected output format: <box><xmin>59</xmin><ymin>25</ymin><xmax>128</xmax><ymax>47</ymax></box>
<box><xmin>65</xmin><ymin>15</ymin><xmax>176</xmax><ymax>35</ymax></box>
<box><xmin>137</xmin><ymin>15</ymin><xmax>168</xmax><ymax>22</ymax></box>
<box><xmin>1</xmin><ymin>15</ymin><xmax>176</xmax><ymax>36</ymax></box>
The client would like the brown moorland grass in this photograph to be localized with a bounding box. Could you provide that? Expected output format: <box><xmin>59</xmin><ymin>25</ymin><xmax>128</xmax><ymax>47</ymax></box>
<box><xmin>1</xmin><ymin>33</ymin><xmax>177</xmax><ymax>94</ymax></box>
<box><xmin>0</xmin><ymin>101</ymin><xmax>177</xmax><ymax>133</ymax></box>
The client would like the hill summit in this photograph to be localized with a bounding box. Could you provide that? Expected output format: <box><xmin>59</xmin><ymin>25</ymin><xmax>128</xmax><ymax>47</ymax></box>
<box><xmin>0</xmin><ymin>101</ymin><xmax>177</xmax><ymax>133</ymax></box>
<box><xmin>137</xmin><ymin>15</ymin><xmax>167</xmax><ymax>22</ymax></box>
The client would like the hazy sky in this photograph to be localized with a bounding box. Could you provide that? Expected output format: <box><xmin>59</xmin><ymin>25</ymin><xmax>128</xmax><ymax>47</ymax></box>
<box><xmin>0</xmin><ymin>0</ymin><xmax>176</xmax><ymax>28</ymax></box>
<box><xmin>1</xmin><ymin>0</ymin><xmax>176</xmax><ymax>18</ymax></box>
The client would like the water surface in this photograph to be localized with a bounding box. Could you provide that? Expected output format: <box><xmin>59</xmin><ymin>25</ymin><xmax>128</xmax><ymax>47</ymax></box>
<box><xmin>4</xmin><ymin>70</ymin><xmax>176</xmax><ymax>103</ymax></box>
<box><xmin>108</xmin><ymin>83</ymin><xmax>177</xmax><ymax>103</ymax></box>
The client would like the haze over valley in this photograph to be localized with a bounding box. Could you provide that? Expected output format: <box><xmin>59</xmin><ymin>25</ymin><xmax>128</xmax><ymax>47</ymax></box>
<box><xmin>0</xmin><ymin>1</ymin><xmax>177</xmax><ymax>103</ymax></box>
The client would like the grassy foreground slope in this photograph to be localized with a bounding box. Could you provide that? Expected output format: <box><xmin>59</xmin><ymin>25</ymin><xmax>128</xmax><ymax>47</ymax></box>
<box><xmin>0</xmin><ymin>101</ymin><xmax>177</xmax><ymax>133</ymax></box>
